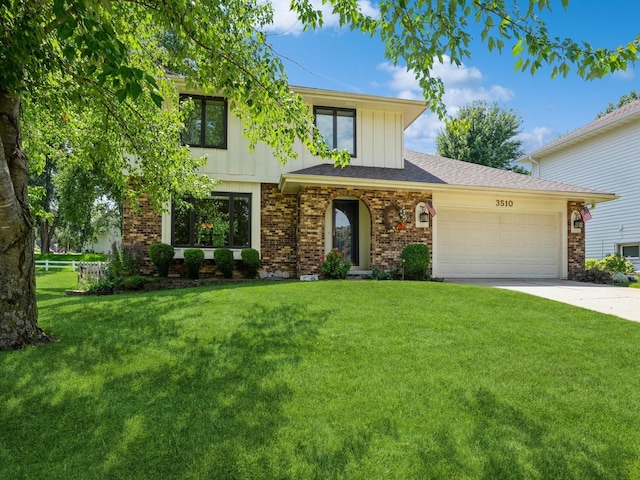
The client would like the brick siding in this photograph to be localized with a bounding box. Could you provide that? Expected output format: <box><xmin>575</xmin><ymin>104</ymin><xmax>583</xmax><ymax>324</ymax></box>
<box><xmin>297</xmin><ymin>186</ymin><xmax>433</xmax><ymax>276</ymax></box>
<box><xmin>567</xmin><ymin>201</ymin><xmax>586</xmax><ymax>280</ymax></box>
<box><xmin>260</xmin><ymin>184</ymin><xmax>299</xmax><ymax>277</ymax></box>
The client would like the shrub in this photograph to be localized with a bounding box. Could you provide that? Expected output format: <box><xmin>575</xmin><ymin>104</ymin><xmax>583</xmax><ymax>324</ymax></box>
<box><xmin>585</xmin><ymin>258</ymin><xmax>601</xmax><ymax>270</ymax></box>
<box><xmin>371</xmin><ymin>266</ymin><xmax>400</xmax><ymax>280</ymax></box>
<box><xmin>241</xmin><ymin>248</ymin><xmax>260</xmax><ymax>279</ymax></box>
<box><xmin>184</xmin><ymin>249</ymin><xmax>205</xmax><ymax>279</ymax></box>
<box><xmin>86</xmin><ymin>276</ymin><xmax>114</xmax><ymax>294</ymax></box>
<box><xmin>148</xmin><ymin>243</ymin><xmax>175</xmax><ymax>277</ymax></box>
<box><xmin>576</xmin><ymin>268</ymin><xmax>613</xmax><ymax>285</ymax></box>
<box><xmin>612</xmin><ymin>272</ymin><xmax>631</xmax><ymax>284</ymax></box>
<box><xmin>401</xmin><ymin>243</ymin><xmax>430</xmax><ymax>280</ymax></box>
<box><xmin>214</xmin><ymin>248</ymin><xmax>234</xmax><ymax>278</ymax></box>
<box><xmin>121</xmin><ymin>275</ymin><xmax>151</xmax><ymax>290</ymax></box>
<box><xmin>110</xmin><ymin>242</ymin><xmax>145</xmax><ymax>278</ymax></box>
<box><xmin>320</xmin><ymin>248</ymin><xmax>352</xmax><ymax>279</ymax></box>
<box><xmin>600</xmin><ymin>253</ymin><xmax>634</xmax><ymax>274</ymax></box>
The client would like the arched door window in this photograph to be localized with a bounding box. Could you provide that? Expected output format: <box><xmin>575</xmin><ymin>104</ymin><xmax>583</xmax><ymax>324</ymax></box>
<box><xmin>333</xmin><ymin>200</ymin><xmax>359</xmax><ymax>265</ymax></box>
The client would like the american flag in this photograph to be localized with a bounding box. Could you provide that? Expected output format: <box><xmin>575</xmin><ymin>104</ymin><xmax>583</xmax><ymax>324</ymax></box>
<box><xmin>426</xmin><ymin>200</ymin><xmax>436</xmax><ymax>217</ymax></box>
<box><xmin>581</xmin><ymin>206</ymin><xmax>593</xmax><ymax>222</ymax></box>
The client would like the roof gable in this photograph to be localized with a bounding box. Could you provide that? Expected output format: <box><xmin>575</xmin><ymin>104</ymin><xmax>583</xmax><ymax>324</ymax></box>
<box><xmin>521</xmin><ymin>98</ymin><xmax>640</xmax><ymax>160</ymax></box>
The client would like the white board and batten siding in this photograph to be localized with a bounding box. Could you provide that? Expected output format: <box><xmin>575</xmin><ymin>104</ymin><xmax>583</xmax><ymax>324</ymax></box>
<box><xmin>196</xmin><ymin>109</ymin><xmax>405</xmax><ymax>184</ymax></box>
<box><xmin>536</xmin><ymin>121</ymin><xmax>640</xmax><ymax>269</ymax></box>
<box><xmin>432</xmin><ymin>192</ymin><xmax>567</xmax><ymax>279</ymax></box>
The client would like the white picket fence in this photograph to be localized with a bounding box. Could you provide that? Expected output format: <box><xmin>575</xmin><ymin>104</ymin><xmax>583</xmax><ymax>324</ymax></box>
<box><xmin>36</xmin><ymin>260</ymin><xmax>108</xmax><ymax>280</ymax></box>
<box><xmin>35</xmin><ymin>260</ymin><xmax>81</xmax><ymax>272</ymax></box>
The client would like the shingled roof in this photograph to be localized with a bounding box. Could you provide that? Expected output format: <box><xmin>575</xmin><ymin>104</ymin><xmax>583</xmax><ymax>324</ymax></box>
<box><xmin>521</xmin><ymin>98</ymin><xmax>640</xmax><ymax>159</ymax></box>
<box><xmin>282</xmin><ymin>150</ymin><xmax>613</xmax><ymax>199</ymax></box>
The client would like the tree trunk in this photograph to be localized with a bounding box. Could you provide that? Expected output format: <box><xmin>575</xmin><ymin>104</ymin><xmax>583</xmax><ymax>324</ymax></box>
<box><xmin>0</xmin><ymin>89</ymin><xmax>51</xmax><ymax>350</ymax></box>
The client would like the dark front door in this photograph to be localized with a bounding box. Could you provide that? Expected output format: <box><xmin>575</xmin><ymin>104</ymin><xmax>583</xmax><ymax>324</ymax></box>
<box><xmin>333</xmin><ymin>200</ymin><xmax>359</xmax><ymax>265</ymax></box>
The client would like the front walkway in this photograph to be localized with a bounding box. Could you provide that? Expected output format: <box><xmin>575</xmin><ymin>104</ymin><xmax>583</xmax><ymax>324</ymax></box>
<box><xmin>447</xmin><ymin>278</ymin><xmax>640</xmax><ymax>323</ymax></box>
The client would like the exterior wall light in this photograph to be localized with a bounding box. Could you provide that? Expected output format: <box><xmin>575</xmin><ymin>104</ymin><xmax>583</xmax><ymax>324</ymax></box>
<box><xmin>419</xmin><ymin>208</ymin><xmax>429</xmax><ymax>223</ymax></box>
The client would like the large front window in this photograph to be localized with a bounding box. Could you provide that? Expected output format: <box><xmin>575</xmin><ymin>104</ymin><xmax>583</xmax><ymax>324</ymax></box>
<box><xmin>172</xmin><ymin>193</ymin><xmax>251</xmax><ymax>248</ymax></box>
<box><xmin>181</xmin><ymin>95</ymin><xmax>227</xmax><ymax>148</ymax></box>
<box><xmin>314</xmin><ymin>107</ymin><xmax>356</xmax><ymax>156</ymax></box>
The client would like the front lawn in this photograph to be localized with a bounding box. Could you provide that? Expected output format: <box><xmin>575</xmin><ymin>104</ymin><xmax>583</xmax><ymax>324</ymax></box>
<box><xmin>2</xmin><ymin>274</ymin><xmax>640</xmax><ymax>479</ymax></box>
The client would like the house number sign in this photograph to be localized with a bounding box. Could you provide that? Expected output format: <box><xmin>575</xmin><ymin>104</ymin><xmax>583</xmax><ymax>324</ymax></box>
<box><xmin>496</xmin><ymin>199</ymin><xmax>514</xmax><ymax>207</ymax></box>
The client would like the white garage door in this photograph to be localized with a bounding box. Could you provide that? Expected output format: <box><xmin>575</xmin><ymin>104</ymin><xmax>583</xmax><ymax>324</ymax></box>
<box><xmin>436</xmin><ymin>209</ymin><xmax>561</xmax><ymax>278</ymax></box>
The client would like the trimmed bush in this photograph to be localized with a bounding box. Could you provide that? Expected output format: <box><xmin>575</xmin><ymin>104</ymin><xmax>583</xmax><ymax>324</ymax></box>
<box><xmin>401</xmin><ymin>243</ymin><xmax>430</xmax><ymax>280</ymax></box>
<box><xmin>148</xmin><ymin>243</ymin><xmax>175</xmax><ymax>277</ymax></box>
<box><xmin>241</xmin><ymin>248</ymin><xmax>260</xmax><ymax>279</ymax></box>
<box><xmin>585</xmin><ymin>258</ymin><xmax>600</xmax><ymax>270</ymax></box>
<box><xmin>184</xmin><ymin>248</ymin><xmax>205</xmax><ymax>279</ymax></box>
<box><xmin>214</xmin><ymin>248</ymin><xmax>234</xmax><ymax>278</ymax></box>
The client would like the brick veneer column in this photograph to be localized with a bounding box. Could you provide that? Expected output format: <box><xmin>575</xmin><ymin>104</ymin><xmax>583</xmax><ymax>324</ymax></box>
<box><xmin>567</xmin><ymin>201</ymin><xmax>585</xmax><ymax>280</ymax></box>
<box><xmin>260</xmin><ymin>184</ymin><xmax>298</xmax><ymax>277</ymax></box>
<box><xmin>297</xmin><ymin>186</ymin><xmax>433</xmax><ymax>276</ymax></box>
<box><xmin>122</xmin><ymin>194</ymin><xmax>162</xmax><ymax>274</ymax></box>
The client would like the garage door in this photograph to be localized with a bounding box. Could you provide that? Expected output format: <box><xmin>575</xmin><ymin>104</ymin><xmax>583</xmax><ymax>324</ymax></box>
<box><xmin>436</xmin><ymin>209</ymin><xmax>561</xmax><ymax>278</ymax></box>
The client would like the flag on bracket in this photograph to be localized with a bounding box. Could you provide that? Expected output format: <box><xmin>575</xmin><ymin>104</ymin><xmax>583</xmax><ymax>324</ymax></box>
<box><xmin>581</xmin><ymin>206</ymin><xmax>593</xmax><ymax>222</ymax></box>
<box><xmin>426</xmin><ymin>200</ymin><xmax>437</xmax><ymax>217</ymax></box>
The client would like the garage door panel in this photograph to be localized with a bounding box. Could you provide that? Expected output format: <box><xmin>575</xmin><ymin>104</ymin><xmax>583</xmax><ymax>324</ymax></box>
<box><xmin>437</xmin><ymin>208</ymin><xmax>561</xmax><ymax>278</ymax></box>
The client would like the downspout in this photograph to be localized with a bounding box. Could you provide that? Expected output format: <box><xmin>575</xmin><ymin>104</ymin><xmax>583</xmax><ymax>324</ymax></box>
<box><xmin>528</xmin><ymin>156</ymin><xmax>540</xmax><ymax>177</ymax></box>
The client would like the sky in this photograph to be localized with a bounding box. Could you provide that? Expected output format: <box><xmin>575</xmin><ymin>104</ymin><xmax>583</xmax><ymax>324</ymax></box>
<box><xmin>263</xmin><ymin>0</ymin><xmax>639</xmax><ymax>155</ymax></box>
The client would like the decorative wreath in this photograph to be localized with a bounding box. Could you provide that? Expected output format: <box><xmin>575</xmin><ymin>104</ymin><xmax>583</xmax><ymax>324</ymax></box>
<box><xmin>383</xmin><ymin>203</ymin><xmax>408</xmax><ymax>233</ymax></box>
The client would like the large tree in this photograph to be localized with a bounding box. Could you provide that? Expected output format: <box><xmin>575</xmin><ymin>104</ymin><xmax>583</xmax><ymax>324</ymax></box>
<box><xmin>435</xmin><ymin>101</ymin><xmax>524</xmax><ymax>170</ymax></box>
<box><xmin>1</xmin><ymin>0</ymin><xmax>639</xmax><ymax>350</ymax></box>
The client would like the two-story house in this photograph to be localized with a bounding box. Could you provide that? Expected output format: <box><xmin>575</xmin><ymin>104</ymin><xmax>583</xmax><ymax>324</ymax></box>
<box><xmin>124</xmin><ymin>81</ymin><xmax>616</xmax><ymax>280</ymax></box>
<box><xmin>519</xmin><ymin>98</ymin><xmax>640</xmax><ymax>272</ymax></box>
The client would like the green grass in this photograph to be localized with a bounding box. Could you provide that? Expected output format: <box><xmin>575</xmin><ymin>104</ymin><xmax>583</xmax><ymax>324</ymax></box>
<box><xmin>3</xmin><ymin>274</ymin><xmax>640</xmax><ymax>479</ymax></box>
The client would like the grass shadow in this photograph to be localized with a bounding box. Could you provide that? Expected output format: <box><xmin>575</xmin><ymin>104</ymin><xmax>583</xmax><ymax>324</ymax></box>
<box><xmin>1</xmin><ymin>298</ymin><xmax>331</xmax><ymax>479</ymax></box>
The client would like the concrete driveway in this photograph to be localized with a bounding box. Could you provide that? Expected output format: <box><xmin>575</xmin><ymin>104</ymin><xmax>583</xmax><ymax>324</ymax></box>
<box><xmin>448</xmin><ymin>278</ymin><xmax>640</xmax><ymax>323</ymax></box>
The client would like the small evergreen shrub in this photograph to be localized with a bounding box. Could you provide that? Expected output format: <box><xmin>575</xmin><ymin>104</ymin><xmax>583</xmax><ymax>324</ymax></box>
<box><xmin>184</xmin><ymin>248</ymin><xmax>205</xmax><ymax>279</ymax></box>
<box><xmin>109</xmin><ymin>242</ymin><xmax>145</xmax><ymax>278</ymax></box>
<box><xmin>148</xmin><ymin>243</ymin><xmax>175</xmax><ymax>277</ymax></box>
<box><xmin>371</xmin><ymin>266</ymin><xmax>400</xmax><ymax>280</ymax></box>
<box><xmin>320</xmin><ymin>248</ymin><xmax>352</xmax><ymax>279</ymax></box>
<box><xmin>241</xmin><ymin>248</ymin><xmax>260</xmax><ymax>279</ymax></box>
<box><xmin>121</xmin><ymin>275</ymin><xmax>150</xmax><ymax>290</ymax></box>
<box><xmin>576</xmin><ymin>268</ymin><xmax>613</xmax><ymax>285</ymax></box>
<box><xmin>401</xmin><ymin>243</ymin><xmax>430</xmax><ymax>280</ymax></box>
<box><xmin>214</xmin><ymin>248</ymin><xmax>234</xmax><ymax>278</ymax></box>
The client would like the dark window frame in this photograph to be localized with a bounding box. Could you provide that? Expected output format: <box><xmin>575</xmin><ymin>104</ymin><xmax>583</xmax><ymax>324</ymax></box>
<box><xmin>180</xmin><ymin>94</ymin><xmax>228</xmax><ymax>149</ymax></box>
<box><xmin>314</xmin><ymin>106</ymin><xmax>357</xmax><ymax>157</ymax></box>
<box><xmin>171</xmin><ymin>192</ymin><xmax>251</xmax><ymax>249</ymax></box>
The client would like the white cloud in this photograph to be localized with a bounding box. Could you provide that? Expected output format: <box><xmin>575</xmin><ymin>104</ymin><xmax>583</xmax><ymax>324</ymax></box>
<box><xmin>380</xmin><ymin>58</ymin><xmax>516</xmax><ymax>153</ymax></box>
<box><xmin>516</xmin><ymin>126</ymin><xmax>554</xmax><ymax>153</ymax></box>
<box><xmin>612</xmin><ymin>68</ymin><xmax>636</xmax><ymax>81</ymax></box>
<box><xmin>264</xmin><ymin>0</ymin><xmax>379</xmax><ymax>36</ymax></box>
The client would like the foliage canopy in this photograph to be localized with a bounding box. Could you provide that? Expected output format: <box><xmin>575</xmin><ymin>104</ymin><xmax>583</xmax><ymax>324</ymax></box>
<box><xmin>435</xmin><ymin>101</ymin><xmax>525</xmax><ymax>170</ymax></box>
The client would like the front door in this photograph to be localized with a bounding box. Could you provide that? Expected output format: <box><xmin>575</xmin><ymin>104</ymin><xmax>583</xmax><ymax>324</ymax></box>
<box><xmin>333</xmin><ymin>200</ymin><xmax>359</xmax><ymax>265</ymax></box>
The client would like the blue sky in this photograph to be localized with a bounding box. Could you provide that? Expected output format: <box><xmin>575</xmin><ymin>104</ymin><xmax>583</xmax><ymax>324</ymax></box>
<box><xmin>265</xmin><ymin>0</ymin><xmax>639</xmax><ymax>154</ymax></box>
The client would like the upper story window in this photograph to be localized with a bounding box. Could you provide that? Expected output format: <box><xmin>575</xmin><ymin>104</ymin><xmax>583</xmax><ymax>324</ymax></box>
<box><xmin>172</xmin><ymin>193</ymin><xmax>251</xmax><ymax>248</ymax></box>
<box><xmin>180</xmin><ymin>95</ymin><xmax>227</xmax><ymax>149</ymax></box>
<box><xmin>314</xmin><ymin>107</ymin><xmax>356</xmax><ymax>157</ymax></box>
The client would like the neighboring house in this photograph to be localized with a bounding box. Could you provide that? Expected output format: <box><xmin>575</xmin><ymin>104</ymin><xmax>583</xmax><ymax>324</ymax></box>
<box><xmin>519</xmin><ymin>98</ymin><xmax>640</xmax><ymax>271</ymax></box>
<box><xmin>83</xmin><ymin>224</ymin><xmax>121</xmax><ymax>254</ymax></box>
<box><xmin>124</xmin><ymin>81</ymin><xmax>616</xmax><ymax>279</ymax></box>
